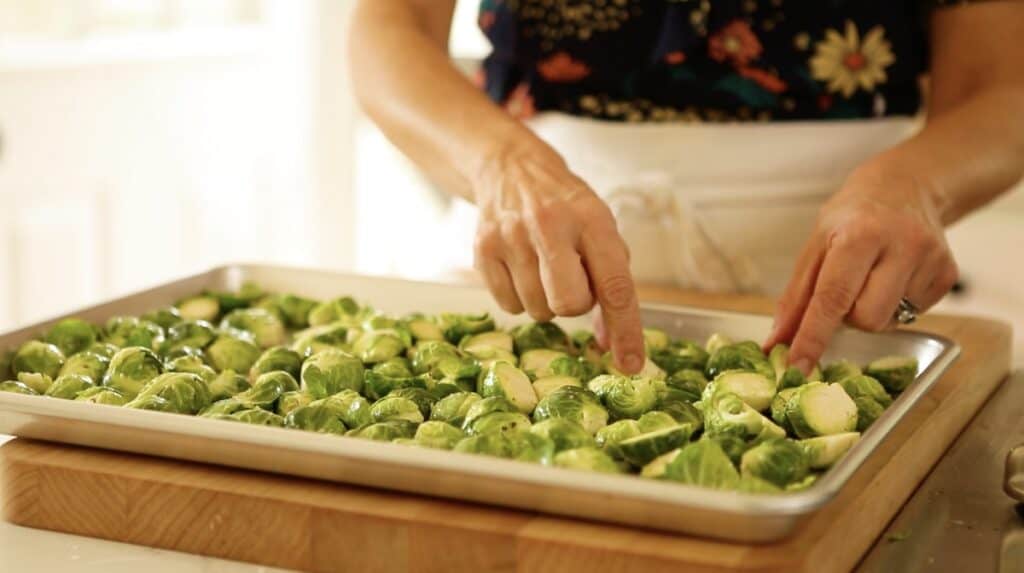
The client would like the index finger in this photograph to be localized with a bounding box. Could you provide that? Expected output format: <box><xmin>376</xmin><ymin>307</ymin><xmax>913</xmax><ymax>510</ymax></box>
<box><xmin>788</xmin><ymin>234</ymin><xmax>880</xmax><ymax>372</ymax></box>
<box><xmin>580</xmin><ymin>224</ymin><xmax>644</xmax><ymax>374</ymax></box>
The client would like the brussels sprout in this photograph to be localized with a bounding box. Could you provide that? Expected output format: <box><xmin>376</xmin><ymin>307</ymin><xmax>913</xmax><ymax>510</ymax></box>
<box><xmin>706</xmin><ymin>371</ymin><xmax>776</xmax><ymax>412</ymax></box>
<box><xmin>786</xmin><ymin>474</ymin><xmax>820</xmax><ymax>492</ymax></box>
<box><xmin>642</xmin><ymin>328</ymin><xmax>670</xmax><ymax>352</ymax></box>
<box><xmin>785</xmin><ymin>383</ymin><xmax>858</xmax><ymax>439</ymax></box>
<box><xmin>162</xmin><ymin>320</ymin><xmax>217</xmax><ymax>355</ymax></box>
<box><xmin>249</xmin><ymin>346</ymin><xmax>303</xmax><ymax>382</ymax></box>
<box><xmin>617</xmin><ymin>424</ymin><xmax>694</xmax><ymax>467</ymax></box>
<box><xmin>740</xmin><ymin>439</ymin><xmax>810</xmax><ymax>487</ymax></box>
<box><xmin>823</xmin><ymin>360</ymin><xmax>863</xmax><ymax>384</ymax></box>
<box><xmin>588</xmin><ymin>375</ymin><xmax>659</xmax><ymax>420</ymax></box>
<box><xmin>406</xmin><ymin>316</ymin><xmax>445</xmax><ymax>343</ymax></box>
<box><xmin>307</xmin><ymin>297</ymin><xmax>361</xmax><ymax>327</ymax></box>
<box><xmin>135</xmin><ymin>372</ymin><xmax>212</xmax><ymax>414</ymax></box>
<box><xmin>465</xmin><ymin>411</ymin><xmax>532</xmax><ymax>436</ymax></box>
<box><xmin>231</xmin><ymin>408</ymin><xmax>286</xmax><ymax>427</ymax></box>
<box><xmin>532</xmin><ymin>386</ymin><xmax>609</xmax><ymax>435</ymax></box>
<box><xmin>124</xmin><ymin>393</ymin><xmax>177</xmax><ymax>412</ymax></box>
<box><xmin>778</xmin><ymin>366</ymin><xmax>808</xmax><ymax>390</ymax></box>
<box><xmin>639</xmin><ymin>449</ymin><xmax>680</xmax><ymax>479</ymax></box>
<box><xmin>219</xmin><ymin>308</ymin><xmax>287</xmax><ymax>350</ymax></box>
<box><xmin>737</xmin><ymin>476</ymin><xmax>783</xmax><ymax>493</ymax></box>
<box><xmin>207</xmin><ymin>369</ymin><xmax>251</xmax><ymax>402</ymax></box>
<box><xmin>595</xmin><ymin>419</ymin><xmax>642</xmax><ymax>451</ymax></box>
<box><xmin>461</xmin><ymin>346</ymin><xmax>519</xmax><ymax>370</ymax></box>
<box><xmin>388</xmin><ymin>387</ymin><xmax>437</xmax><ymax>419</ymax></box>
<box><xmin>520</xmin><ymin>349</ymin><xmax>571</xmax><ymax>379</ymax></box>
<box><xmin>651</xmin><ymin>341</ymin><xmax>709</xmax><ymax>375</ymax></box>
<box><xmin>206</xmin><ymin>336</ymin><xmax>261</xmax><ymax>373</ymax></box>
<box><xmin>276</xmin><ymin>390</ymin><xmax>314</xmax><ymax>416</ymax></box>
<box><xmin>454</xmin><ymin>431</ymin><xmax>554</xmax><ymax>464</ymax></box>
<box><xmin>59</xmin><ymin>351</ymin><xmax>109</xmax><ymax>384</ymax></box>
<box><xmin>45</xmin><ymin>374</ymin><xmax>95</xmax><ymax>399</ymax></box>
<box><xmin>478</xmin><ymin>361</ymin><xmax>538</xmax><ymax>414</ymax></box>
<box><xmin>571</xmin><ymin>330</ymin><xmax>604</xmax><ymax>365</ymax></box>
<box><xmin>141</xmin><ymin>307</ymin><xmax>183</xmax><ymax>330</ymax></box>
<box><xmin>807</xmin><ymin>365</ymin><xmax>823</xmax><ymax>383</ymax></box>
<box><xmin>601</xmin><ymin>354</ymin><xmax>666</xmax><ymax>381</ymax></box>
<box><xmin>166</xmin><ymin>355</ymin><xmax>217</xmax><ymax>383</ymax></box>
<box><xmin>87</xmin><ymin>342</ymin><xmax>120</xmax><ymax>360</ymax></box>
<box><xmin>664</xmin><ymin>368</ymin><xmax>708</xmax><ymax>402</ymax></box>
<box><xmin>839</xmin><ymin>375</ymin><xmax>893</xmax><ymax>408</ymax></box>
<box><xmin>284</xmin><ymin>402</ymin><xmax>348</xmax><ymax>434</ymax></box>
<box><xmin>532</xmin><ymin>375</ymin><xmax>582</xmax><ymax>400</ymax></box>
<box><xmin>864</xmin><ymin>356</ymin><xmax>918</xmax><ymax>393</ymax></box>
<box><xmin>323</xmin><ymin>389</ymin><xmax>373</xmax><ymax>428</ymax></box>
<box><xmin>703</xmin><ymin>391</ymin><xmax>783</xmax><ymax>443</ymax></box>
<box><xmin>852</xmin><ymin>396</ymin><xmax>886</xmax><ymax>431</ymax></box>
<box><xmin>439</xmin><ymin>312</ymin><xmax>495</xmax><ymax>344</ymax></box>
<box><xmin>351</xmin><ymin>330</ymin><xmax>406</xmax><ymax>364</ymax></box>
<box><xmin>104</xmin><ymin>347</ymin><xmax>163</xmax><ymax>397</ymax></box>
<box><xmin>1</xmin><ymin>349</ymin><xmax>13</xmax><ymax>380</ymax></box>
<box><xmin>410</xmin><ymin>341</ymin><xmax>479</xmax><ymax>381</ymax></box>
<box><xmin>256</xmin><ymin>294</ymin><xmax>318</xmax><ymax>329</ymax></box>
<box><xmin>370</xmin><ymin>395</ymin><xmax>424</xmax><ymax>424</ymax></box>
<box><xmin>659</xmin><ymin>439</ymin><xmax>740</xmax><ymax>489</ymax></box>
<box><xmin>659</xmin><ymin>400</ymin><xmax>703</xmax><ymax>430</ymax></box>
<box><xmin>768</xmin><ymin>344</ymin><xmax>789</xmax><ymax>384</ymax></box>
<box><xmin>202</xmin><ymin>397</ymin><xmax>247</xmax><ymax>416</ymax></box>
<box><xmin>425</xmin><ymin>375</ymin><xmax>474</xmax><ymax>398</ymax></box>
<box><xmin>429</xmin><ymin>391</ymin><xmax>482</xmax><ymax>426</ymax></box>
<box><xmin>800</xmin><ymin>432</ymin><xmax>860</xmax><ymax>470</ymax></box>
<box><xmin>705</xmin><ymin>342</ymin><xmax>774</xmax><ymax>380</ymax></box>
<box><xmin>459</xmin><ymin>330</ymin><xmax>514</xmax><ymax>354</ymax></box>
<box><xmin>705</xmin><ymin>333</ymin><xmax>733</xmax><ymax>354</ymax></box>
<box><xmin>0</xmin><ymin>380</ymin><xmax>39</xmax><ymax>396</ymax></box>
<box><xmin>511</xmin><ymin>322</ymin><xmax>572</xmax><ymax>354</ymax></box>
<box><xmin>102</xmin><ymin>316</ymin><xmax>165</xmax><ymax>351</ymax></box>
<box><xmin>12</xmin><ymin>340</ymin><xmax>65</xmax><ymax>379</ymax></box>
<box><xmin>349</xmin><ymin>420</ymin><xmax>417</xmax><ymax>441</ymax></box>
<box><xmin>637</xmin><ymin>411</ymin><xmax>678</xmax><ymax>434</ymax></box>
<box><xmin>770</xmin><ymin>387</ymin><xmax>799</xmax><ymax>430</ymax></box>
<box><xmin>530</xmin><ymin>418</ymin><xmax>594</xmax><ymax>452</ymax></box>
<box><xmin>364</xmin><ymin>361</ymin><xmax>424</xmax><ymax>401</ymax></box>
<box><xmin>45</xmin><ymin>318</ymin><xmax>98</xmax><ymax>356</ymax></box>
<box><xmin>176</xmin><ymin>295</ymin><xmax>220</xmax><ymax>322</ymax></box>
<box><xmin>75</xmin><ymin>386</ymin><xmax>128</xmax><ymax>405</ymax></box>
<box><xmin>290</xmin><ymin>322</ymin><xmax>351</xmax><ymax>357</ymax></box>
<box><xmin>234</xmin><ymin>371</ymin><xmax>299</xmax><ymax>410</ymax></box>
<box><xmin>413</xmin><ymin>420</ymin><xmax>465</xmax><ymax>449</ymax></box>
<box><xmin>17</xmin><ymin>372</ymin><xmax>54</xmax><ymax>394</ymax></box>
<box><xmin>553</xmin><ymin>447</ymin><xmax>621</xmax><ymax>473</ymax></box>
<box><xmin>301</xmin><ymin>349</ymin><xmax>365</xmax><ymax>398</ymax></box>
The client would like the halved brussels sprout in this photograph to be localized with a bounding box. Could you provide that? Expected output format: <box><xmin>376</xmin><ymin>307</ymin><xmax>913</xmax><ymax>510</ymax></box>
<box><xmin>206</xmin><ymin>336</ymin><xmax>261</xmax><ymax>374</ymax></box>
<box><xmin>349</xmin><ymin>420</ymin><xmax>417</xmax><ymax>441</ymax></box>
<box><xmin>301</xmin><ymin>349</ymin><xmax>365</xmax><ymax>398</ymax></box>
<box><xmin>532</xmin><ymin>375</ymin><xmax>582</xmax><ymax>401</ymax></box>
<box><xmin>207</xmin><ymin>369</ymin><xmax>251</xmax><ymax>402</ymax></box>
<box><xmin>440</xmin><ymin>312</ymin><xmax>495</xmax><ymax>343</ymax></box>
<box><xmin>459</xmin><ymin>331</ymin><xmax>514</xmax><ymax>354</ymax></box>
<box><xmin>12</xmin><ymin>340</ymin><xmax>65</xmax><ymax>379</ymax></box>
<box><xmin>219</xmin><ymin>309</ymin><xmax>284</xmax><ymax>349</ymax></box>
<box><xmin>740</xmin><ymin>438</ymin><xmax>810</xmax><ymax>487</ymax></box>
<box><xmin>823</xmin><ymin>360</ymin><xmax>863</xmax><ymax>384</ymax></box>
<box><xmin>637</xmin><ymin>411</ymin><xmax>678</xmax><ymax>434</ymax></box>
<box><xmin>706</xmin><ymin>371</ymin><xmax>776</xmax><ymax>412</ymax></box>
<box><xmin>277</xmin><ymin>390</ymin><xmax>314</xmax><ymax>416</ymax></box>
<box><xmin>601</xmin><ymin>354</ymin><xmax>666</xmax><ymax>381</ymax></box>
<box><xmin>785</xmin><ymin>382</ymin><xmax>858</xmax><ymax>438</ymax></box>
<box><xmin>703</xmin><ymin>391</ymin><xmax>782</xmax><ymax>443</ymax></box>
<box><xmin>162</xmin><ymin>320</ymin><xmax>217</xmax><ymax>355</ymax></box>
<box><xmin>571</xmin><ymin>330</ymin><xmax>604</xmax><ymax>365</ymax></box>
<box><xmin>864</xmin><ymin>356</ymin><xmax>918</xmax><ymax>393</ymax></box>
<box><xmin>704</xmin><ymin>333</ymin><xmax>733</xmax><ymax>354</ymax></box>
<box><xmin>45</xmin><ymin>374</ymin><xmax>95</xmax><ymax>399</ymax></box>
<box><xmin>0</xmin><ymin>380</ymin><xmax>39</xmax><ymax>396</ymax></box>
<box><xmin>463</xmin><ymin>346</ymin><xmax>519</xmax><ymax>370</ymax></box>
<box><xmin>642</xmin><ymin>329</ymin><xmax>670</xmax><ymax>352</ymax></box>
<box><xmin>231</xmin><ymin>408</ymin><xmax>286</xmax><ymax>427</ymax></box>
<box><xmin>616</xmin><ymin>424</ymin><xmax>694</xmax><ymax>467</ymax></box>
<box><xmin>770</xmin><ymin>387</ymin><xmax>799</xmax><ymax>431</ymax></box>
<box><xmin>45</xmin><ymin>318</ymin><xmax>98</xmax><ymax>357</ymax></box>
<box><xmin>778</xmin><ymin>366</ymin><xmax>807</xmax><ymax>390</ymax></box>
<box><xmin>639</xmin><ymin>448</ymin><xmax>680</xmax><ymax>479</ymax></box>
<box><xmin>429</xmin><ymin>391</ymin><xmax>482</xmax><ymax>426</ymax></box>
<box><xmin>256</xmin><ymin>294</ymin><xmax>318</xmax><ymax>329</ymax></box>
<box><xmin>838</xmin><ymin>375</ymin><xmax>893</xmax><ymax>407</ymax></box>
<box><xmin>520</xmin><ymin>349</ymin><xmax>573</xmax><ymax>379</ymax></box>
<box><xmin>553</xmin><ymin>447</ymin><xmax>621</xmax><ymax>473</ymax></box>
<box><xmin>370</xmin><ymin>395</ymin><xmax>424</xmax><ymax>424</ymax></box>
<box><xmin>465</xmin><ymin>411</ymin><xmax>532</xmax><ymax>436</ymax></box>
<box><xmin>852</xmin><ymin>396</ymin><xmax>886</xmax><ymax>431</ymax></box>
<box><xmin>307</xmin><ymin>297</ymin><xmax>361</xmax><ymax>327</ymax></box>
<box><xmin>406</xmin><ymin>316</ymin><xmax>444</xmax><ymax>343</ymax></box>
<box><xmin>478</xmin><ymin>361</ymin><xmax>538</xmax><ymax>414</ymax></box>
<box><xmin>705</xmin><ymin>342</ymin><xmax>774</xmax><ymax>380</ymax></box>
<box><xmin>176</xmin><ymin>295</ymin><xmax>220</xmax><ymax>322</ymax></box>
<box><xmin>786</xmin><ymin>474</ymin><xmax>819</xmax><ymax>492</ymax></box>
<box><xmin>595</xmin><ymin>419</ymin><xmax>642</xmax><ymax>451</ymax></box>
<box><xmin>165</xmin><ymin>355</ymin><xmax>217</xmax><ymax>383</ymax></box>
<box><xmin>87</xmin><ymin>342</ymin><xmax>120</xmax><ymax>360</ymax></box>
<box><xmin>17</xmin><ymin>372</ymin><xmax>53</xmax><ymax>394</ymax></box>
<box><xmin>664</xmin><ymin>368</ymin><xmax>708</xmax><ymax>402</ymax></box>
<box><xmin>364</xmin><ymin>360</ymin><xmax>424</xmax><ymax>401</ymax></box>
<box><xmin>587</xmin><ymin>375</ymin><xmax>659</xmax><ymax>420</ymax></box>
<box><xmin>530</xmin><ymin>418</ymin><xmax>594</xmax><ymax>452</ymax></box>
<box><xmin>236</xmin><ymin>371</ymin><xmax>300</xmax><ymax>409</ymax></box>
<box><xmin>658</xmin><ymin>439</ymin><xmax>739</xmax><ymax>489</ymax></box>
<box><xmin>58</xmin><ymin>351</ymin><xmax>109</xmax><ymax>384</ymax></box>
<box><xmin>124</xmin><ymin>393</ymin><xmax>176</xmax><ymax>412</ymax></box>
<box><xmin>103</xmin><ymin>317</ymin><xmax>165</xmax><ymax>351</ymax></box>
<box><xmin>413</xmin><ymin>420</ymin><xmax>465</xmax><ymax>449</ymax></box>
<box><xmin>799</xmin><ymin>431</ymin><xmax>860</xmax><ymax>469</ymax></box>
<box><xmin>135</xmin><ymin>372</ymin><xmax>212</xmax><ymax>415</ymax></box>
<box><xmin>74</xmin><ymin>386</ymin><xmax>128</xmax><ymax>405</ymax></box>
<box><xmin>141</xmin><ymin>307</ymin><xmax>183</xmax><ymax>330</ymax></box>
<box><xmin>284</xmin><ymin>402</ymin><xmax>348</xmax><ymax>434</ymax></box>
<box><xmin>532</xmin><ymin>386</ymin><xmax>609</xmax><ymax>435</ymax></box>
<box><xmin>290</xmin><ymin>322</ymin><xmax>351</xmax><ymax>357</ymax></box>
<box><xmin>651</xmin><ymin>341</ymin><xmax>709</xmax><ymax>376</ymax></box>
<box><xmin>388</xmin><ymin>387</ymin><xmax>437</xmax><ymax>419</ymax></box>
<box><xmin>659</xmin><ymin>400</ymin><xmax>703</xmax><ymax>430</ymax></box>
<box><xmin>202</xmin><ymin>397</ymin><xmax>247</xmax><ymax>416</ymax></box>
<box><xmin>454</xmin><ymin>431</ymin><xmax>554</xmax><ymax>464</ymax></box>
<box><xmin>249</xmin><ymin>346</ymin><xmax>303</xmax><ymax>382</ymax></box>
<box><xmin>352</xmin><ymin>330</ymin><xmax>406</xmax><ymax>364</ymax></box>
<box><xmin>103</xmin><ymin>347</ymin><xmax>163</xmax><ymax>397</ymax></box>
<box><xmin>737</xmin><ymin>475</ymin><xmax>783</xmax><ymax>493</ymax></box>
<box><xmin>511</xmin><ymin>322</ymin><xmax>572</xmax><ymax>354</ymax></box>
<box><xmin>768</xmin><ymin>344</ymin><xmax>789</xmax><ymax>384</ymax></box>
<box><xmin>323</xmin><ymin>389</ymin><xmax>373</xmax><ymax>429</ymax></box>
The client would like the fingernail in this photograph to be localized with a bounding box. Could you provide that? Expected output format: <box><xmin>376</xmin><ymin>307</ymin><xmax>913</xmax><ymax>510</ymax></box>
<box><xmin>792</xmin><ymin>359</ymin><xmax>812</xmax><ymax>376</ymax></box>
<box><xmin>623</xmin><ymin>353</ymin><xmax>644</xmax><ymax>373</ymax></box>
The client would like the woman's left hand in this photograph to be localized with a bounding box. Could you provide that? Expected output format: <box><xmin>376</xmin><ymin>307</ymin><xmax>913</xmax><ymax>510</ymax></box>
<box><xmin>764</xmin><ymin>166</ymin><xmax>959</xmax><ymax>373</ymax></box>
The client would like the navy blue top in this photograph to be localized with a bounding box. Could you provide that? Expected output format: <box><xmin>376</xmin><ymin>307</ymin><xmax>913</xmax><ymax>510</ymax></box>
<box><xmin>477</xmin><ymin>0</ymin><xmax>983</xmax><ymax>122</ymax></box>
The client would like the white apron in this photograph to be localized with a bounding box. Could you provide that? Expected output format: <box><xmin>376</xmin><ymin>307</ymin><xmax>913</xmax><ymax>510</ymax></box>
<box><xmin>442</xmin><ymin>114</ymin><xmax>920</xmax><ymax>295</ymax></box>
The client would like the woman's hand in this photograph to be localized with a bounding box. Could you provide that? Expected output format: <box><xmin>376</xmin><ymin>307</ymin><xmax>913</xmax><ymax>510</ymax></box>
<box><xmin>472</xmin><ymin>142</ymin><xmax>646</xmax><ymax>374</ymax></box>
<box><xmin>765</xmin><ymin>166</ymin><xmax>959</xmax><ymax>373</ymax></box>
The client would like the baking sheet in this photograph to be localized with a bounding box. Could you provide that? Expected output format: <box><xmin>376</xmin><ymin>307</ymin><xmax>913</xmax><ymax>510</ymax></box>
<box><xmin>0</xmin><ymin>264</ymin><xmax>960</xmax><ymax>542</ymax></box>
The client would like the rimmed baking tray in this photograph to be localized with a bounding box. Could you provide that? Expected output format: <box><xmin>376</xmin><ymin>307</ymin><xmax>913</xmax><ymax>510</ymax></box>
<box><xmin>0</xmin><ymin>264</ymin><xmax>960</xmax><ymax>542</ymax></box>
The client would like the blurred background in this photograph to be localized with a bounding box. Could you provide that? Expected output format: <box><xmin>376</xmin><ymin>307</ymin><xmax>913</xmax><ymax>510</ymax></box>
<box><xmin>0</xmin><ymin>0</ymin><xmax>1021</xmax><ymax>361</ymax></box>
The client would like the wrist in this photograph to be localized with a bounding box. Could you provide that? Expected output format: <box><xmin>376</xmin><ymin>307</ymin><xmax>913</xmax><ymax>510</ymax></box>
<box><xmin>845</xmin><ymin>156</ymin><xmax>952</xmax><ymax>225</ymax></box>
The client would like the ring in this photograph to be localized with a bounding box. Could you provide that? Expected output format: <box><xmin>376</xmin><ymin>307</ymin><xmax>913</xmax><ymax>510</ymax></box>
<box><xmin>894</xmin><ymin>297</ymin><xmax>919</xmax><ymax>325</ymax></box>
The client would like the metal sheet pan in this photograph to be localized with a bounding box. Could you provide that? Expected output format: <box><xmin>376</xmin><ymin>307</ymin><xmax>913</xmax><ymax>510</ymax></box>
<box><xmin>0</xmin><ymin>264</ymin><xmax>960</xmax><ymax>542</ymax></box>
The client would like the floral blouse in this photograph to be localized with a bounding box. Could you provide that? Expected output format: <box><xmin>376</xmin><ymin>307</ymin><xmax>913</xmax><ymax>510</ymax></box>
<box><xmin>477</xmin><ymin>0</ymin><xmax>986</xmax><ymax>122</ymax></box>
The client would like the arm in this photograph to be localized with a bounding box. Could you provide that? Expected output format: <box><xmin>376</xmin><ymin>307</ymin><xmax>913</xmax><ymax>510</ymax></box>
<box><xmin>349</xmin><ymin>0</ymin><xmax>646</xmax><ymax>372</ymax></box>
<box><xmin>767</xmin><ymin>1</ymin><xmax>1024</xmax><ymax>371</ymax></box>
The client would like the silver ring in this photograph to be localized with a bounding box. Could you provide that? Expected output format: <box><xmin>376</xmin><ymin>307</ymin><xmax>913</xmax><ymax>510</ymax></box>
<box><xmin>895</xmin><ymin>297</ymin><xmax>919</xmax><ymax>325</ymax></box>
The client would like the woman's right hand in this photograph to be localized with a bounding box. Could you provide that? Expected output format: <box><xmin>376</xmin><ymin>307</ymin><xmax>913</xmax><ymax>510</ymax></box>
<box><xmin>471</xmin><ymin>141</ymin><xmax>646</xmax><ymax>374</ymax></box>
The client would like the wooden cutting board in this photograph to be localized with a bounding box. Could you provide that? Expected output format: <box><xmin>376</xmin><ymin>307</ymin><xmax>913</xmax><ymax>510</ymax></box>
<box><xmin>0</xmin><ymin>289</ymin><xmax>1012</xmax><ymax>573</ymax></box>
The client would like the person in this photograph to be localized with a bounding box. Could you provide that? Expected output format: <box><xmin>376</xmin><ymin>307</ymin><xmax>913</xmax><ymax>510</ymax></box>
<box><xmin>349</xmin><ymin>0</ymin><xmax>1024</xmax><ymax>375</ymax></box>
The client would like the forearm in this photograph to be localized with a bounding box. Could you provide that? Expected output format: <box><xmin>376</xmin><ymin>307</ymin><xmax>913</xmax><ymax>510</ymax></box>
<box><xmin>852</xmin><ymin>87</ymin><xmax>1024</xmax><ymax>225</ymax></box>
<box><xmin>348</xmin><ymin>0</ymin><xmax>548</xmax><ymax>201</ymax></box>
